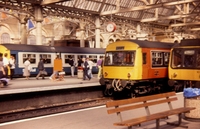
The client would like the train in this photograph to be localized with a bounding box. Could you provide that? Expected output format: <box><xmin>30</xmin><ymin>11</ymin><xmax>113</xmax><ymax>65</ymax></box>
<box><xmin>0</xmin><ymin>44</ymin><xmax>105</xmax><ymax>77</ymax></box>
<box><xmin>99</xmin><ymin>40</ymin><xmax>174</xmax><ymax>97</ymax></box>
<box><xmin>168</xmin><ymin>39</ymin><xmax>200</xmax><ymax>91</ymax></box>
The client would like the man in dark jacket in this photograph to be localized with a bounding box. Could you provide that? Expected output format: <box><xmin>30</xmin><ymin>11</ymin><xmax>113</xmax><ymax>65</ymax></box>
<box><xmin>69</xmin><ymin>56</ymin><xmax>75</xmax><ymax>77</ymax></box>
<box><xmin>82</xmin><ymin>58</ymin><xmax>91</xmax><ymax>80</ymax></box>
<box><xmin>36</xmin><ymin>58</ymin><xmax>45</xmax><ymax>80</ymax></box>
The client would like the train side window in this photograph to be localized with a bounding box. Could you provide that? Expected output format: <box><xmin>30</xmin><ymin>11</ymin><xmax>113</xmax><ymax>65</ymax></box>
<box><xmin>89</xmin><ymin>55</ymin><xmax>97</xmax><ymax>63</ymax></box>
<box><xmin>142</xmin><ymin>53</ymin><xmax>146</xmax><ymax>64</ymax></box>
<box><xmin>164</xmin><ymin>52</ymin><xmax>170</xmax><ymax>66</ymax></box>
<box><xmin>22</xmin><ymin>54</ymin><xmax>36</xmax><ymax>64</ymax></box>
<box><xmin>151</xmin><ymin>51</ymin><xmax>163</xmax><ymax>67</ymax></box>
<box><xmin>39</xmin><ymin>54</ymin><xmax>51</xmax><ymax>64</ymax></box>
<box><xmin>64</xmin><ymin>55</ymin><xmax>74</xmax><ymax>64</ymax></box>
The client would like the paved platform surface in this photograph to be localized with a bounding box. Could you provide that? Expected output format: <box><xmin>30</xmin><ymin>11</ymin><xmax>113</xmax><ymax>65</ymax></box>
<box><xmin>0</xmin><ymin>75</ymin><xmax>100</xmax><ymax>95</ymax></box>
<box><xmin>0</xmin><ymin>92</ymin><xmax>199</xmax><ymax>129</ymax></box>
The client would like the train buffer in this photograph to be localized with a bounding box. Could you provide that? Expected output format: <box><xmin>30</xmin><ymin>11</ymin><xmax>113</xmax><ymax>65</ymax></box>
<box><xmin>106</xmin><ymin>91</ymin><xmax>195</xmax><ymax>129</ymax></box>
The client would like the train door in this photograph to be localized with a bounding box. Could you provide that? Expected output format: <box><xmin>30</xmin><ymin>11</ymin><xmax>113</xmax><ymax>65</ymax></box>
<box><xmin>142</xmin><ymin>48</ymin><xmax>150</xmax><ymax>79</ymax></box>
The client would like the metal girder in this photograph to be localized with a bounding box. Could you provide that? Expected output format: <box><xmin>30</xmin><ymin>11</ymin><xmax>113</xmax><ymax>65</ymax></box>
<box><xmin>100</xmin><ymin>0</ymin><xmax>200</xmax><ymax>16</ymax></box>
<box><xmin>141</xmin><ymin>13</ymin><xmax>198</xmax><ymax>22</ymax></box>
<box><xmin>41</xmin><ymin>0</ymin><xmax>71</xmax><ymax>5</ymax></box>
<box><xmin>170</xmin><ymin>22</ymin><xmax>200</xmax><ymax>27</ymax></box>
<box><xmin>188</xmin><ymin>28</ymin><xmax>200</xmax><ymax>31</ymax></box>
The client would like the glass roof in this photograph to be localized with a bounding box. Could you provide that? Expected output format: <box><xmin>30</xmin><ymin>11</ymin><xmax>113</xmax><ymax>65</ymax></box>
<box><xmin>0</xmin><ymin>0</ymin><xmax>200</xmax><ymax>28</ymax></box>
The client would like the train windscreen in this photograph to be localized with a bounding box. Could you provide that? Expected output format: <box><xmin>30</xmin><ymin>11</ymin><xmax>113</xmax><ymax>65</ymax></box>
<box><xmin>171</xmin><ymin>48</ymin><xmax>200</xmax><ymax>68</ymax></box>
<box><xmin>104</xmin><ymin>51</ymin><xmax>135</xmax><ymax>66</ymax></box>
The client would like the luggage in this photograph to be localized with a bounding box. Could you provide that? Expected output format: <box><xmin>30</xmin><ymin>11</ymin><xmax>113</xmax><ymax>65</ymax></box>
<box><xmin>0</xmin><ymin>78</ymin><xmax>9</xmax><ymax>86</ymax></box>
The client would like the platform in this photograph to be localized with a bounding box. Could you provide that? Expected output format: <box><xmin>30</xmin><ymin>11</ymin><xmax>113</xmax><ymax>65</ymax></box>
<box><xmin>0</xmin><ymin>75</ymin><xmax>100</xmax><ymax>95</ymax></box>
<box><xmin>0</xmin><ymin>93</ymin><xmax>199</xmax><ymax>129</ymax></box>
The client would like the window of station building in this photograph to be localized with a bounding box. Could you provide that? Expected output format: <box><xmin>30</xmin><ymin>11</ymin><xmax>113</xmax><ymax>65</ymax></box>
<box><xmin>88</xmin><ymin>55</ymin><xmax>97</xmax><ymax>63</ymax></box>
<box><xmin>151</xmin><ymin>51</ymin><xmax>163</xmax><ymax>67</ymax></box>
<box><xmin>1</xmin><ymin>33</ymin><xmax>10</xmax><ymax>43</ymax></box>
<box><xmin>28</xmin><ymin>35</ymin><xmax>36</xmax><ymax>45</ymax></box>
<box><xmin>22</xmin><ymin>54</ymin><xmax>36</xmax><ymax>64</ymax></box>
<box><xmin>39</xmin><ymin>54</ymin><xmax>51</xmax><ymax>64</ymax></box>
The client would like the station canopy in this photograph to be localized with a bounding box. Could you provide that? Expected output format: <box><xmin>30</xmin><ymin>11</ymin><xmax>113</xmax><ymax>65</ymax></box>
<box><xmin>0</xmin><ymin>0</ymin><xmax>200</xmax><ymax>29</ymax></box>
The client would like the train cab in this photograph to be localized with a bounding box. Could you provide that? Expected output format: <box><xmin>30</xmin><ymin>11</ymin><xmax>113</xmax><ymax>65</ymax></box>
<box><xmin>168</xmin><ymin>39</ymin><xmax>200</xmax><ymax>90</ymax></box>
<box><xmin>100</xmin><ymin>40</ymin><xmax>173</xmax><ymax>96</ymax></box>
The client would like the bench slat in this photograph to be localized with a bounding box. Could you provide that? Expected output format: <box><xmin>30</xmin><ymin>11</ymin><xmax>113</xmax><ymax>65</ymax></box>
<box><xmin>106</xmin><ymin>92</ymin><xmax>176</xmax><ymax>107</ymax></box>
<box><xmin>107</xmin><ymin>97</ymin><xmax>177</xmax><ymax>114</ymax></box>
<box><xmin>113</xmin><ymin>107</ymin><xmax>195</xmax><ymax>127</ymax></box>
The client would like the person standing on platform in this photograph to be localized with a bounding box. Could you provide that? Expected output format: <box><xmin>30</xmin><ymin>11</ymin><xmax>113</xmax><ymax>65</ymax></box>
<box><xmin>96</xmin><ymin>56</ymin><xmax>103</xmax><ymax>79</ymax></box>
<box><xmin>82</xmin><ymin>57</ymin><xmax>91</xmax><ymax>80</ymax></box>
<box><xmin>0</xmin><ymin>53</ymin><xmax>5</xmax><ymax>79</ymax></box>
<box><xmin>23</xmin><ymin>57</ymin><xmax>31</xmax><ymax>80</ymax></box>
<box><xmin>77</xmin><ymin>57</ymin><xmax>83</xmax><ymax>69</ymax></box>
<box><xmin>69</xmin><ymin>56</ymin><xmax>75</xmax><ymax>77</ymax></box>
<box><xmin>87</xmin><ymin>57</ymin><xmax>94</xmax><ymax>78</ymax></box>
<box><xmin>9</xmin><ymin>55</ymin><xmax>16</xmax><ymax>80</ymax></box>
<box><xmin>3</xmin><ymin>53</ymin><xmax>9</xmax><ymax>78</ymax></box>
<box><xmin>49</xmin><ymin>55</ymin><xmax>63</xmax><ymax>81</ymax></box>
<box><xmin>36</xmin><ymin>58</ymin><xmax>45</xmax><ymax>80</ymax></box>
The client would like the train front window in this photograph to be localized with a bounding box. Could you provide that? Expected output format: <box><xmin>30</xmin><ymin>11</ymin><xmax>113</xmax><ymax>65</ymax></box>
<box><xmin>104</xmin><ymin>51</ymin><xmax>135</xmax><ymax>66</ymax></box>
<box><xmin>172</xmin><ymin>49</ymin><xmax>196</xmax><ymax>68</ymax></box>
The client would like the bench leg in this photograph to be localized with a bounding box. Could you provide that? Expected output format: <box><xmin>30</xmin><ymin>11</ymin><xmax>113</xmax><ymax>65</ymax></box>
<box><xmin>166</xmin><ymin>113</ymin><xmax>188</xmax><ymax>128</ymax></box>
<box><xmin>128</xmin><ymin>126</ymin><xmax>132</xmax><ymax>129</ymax></box>
<box><xmin>156</xmin><ymin>119</ymin><xmax>160</xmax><ymax>129</ymax></box>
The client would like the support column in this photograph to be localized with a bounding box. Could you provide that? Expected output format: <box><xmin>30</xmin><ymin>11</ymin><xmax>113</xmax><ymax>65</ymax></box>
<box><xmin>19</xmin><ymin>15</ymin><xmax>28</xmax><ymax>44</ymax></box>
<box><xmin>34</xmin><ymin>5</ymin><xmax>43</xmax><ymax>45</ymax></box>
<box><xmin>95</xmin><ymin>17</ymin><xmax>101</xmax><ymax>48</ymax></box>
<box><xmin>79</xmin><ymin>20</ymin><xmax>86</xmax><ymax>47</ymax></box>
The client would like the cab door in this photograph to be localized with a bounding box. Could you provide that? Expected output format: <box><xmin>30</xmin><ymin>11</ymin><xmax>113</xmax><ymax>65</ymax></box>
<box><xmin>142</xmin><ymin>48</ymin><xmax>150</xmax><ymax>79</ymax></box>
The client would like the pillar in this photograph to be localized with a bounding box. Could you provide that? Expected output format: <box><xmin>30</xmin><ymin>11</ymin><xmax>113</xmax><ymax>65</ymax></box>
<box><xmin>95</xmin><ymin>17</ymin><xmax>101</xmax><ymax>48</ymax></box>
<box><xmin>19</xmin><ymin>15</ymin><xmax>28</xmax><ymax>44</ymax></box>
<box><xmin>34</xmin><ymin>5</ymin><xmax>43</xmax><ymax>45</ymax></box>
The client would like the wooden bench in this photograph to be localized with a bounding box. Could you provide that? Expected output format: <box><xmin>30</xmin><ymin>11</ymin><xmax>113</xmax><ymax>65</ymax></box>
<box><xmin>106</xmin><ymin>92</ymin><xmax>195</xmax><ymax>129</ymax></box>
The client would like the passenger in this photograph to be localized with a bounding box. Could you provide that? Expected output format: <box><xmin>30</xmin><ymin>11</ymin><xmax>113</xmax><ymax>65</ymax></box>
<box><xmin>0</xmin><ymin>53</ymin><xmax>5</xmax><ymax>79</ymax></box>
<box><xmin>0</xmin><ymin>53</ymin><xmax>7</xmax><ymax>86</ymax></box>
<box><xmin>96</xmin><ymin>56</ymin><xmax>103</xmax><ymax>79</ymax></box>
<box><xmin>69</xmin><ymin>56</ymin><xmax>75</xmax><ymax>77</ymax></box>
<box><xmin>36</xmin><ymin>58</ymin><xmax>45</xmax><ymax>80</ymax></box>
<box><xmin>3</xmin><ymin>53</ymin><xmax>9</xmax><ymax>78</ymax></box>
<box><xmin>49</xmin><ymin>55</ymin><xmax>63</xmax><ymax>81</ymax></box>
<box><xmin>23</xmin><ymin>57</ymin><xmax>31</xmax><ymax>80</ymax></box>
<box><xmin>77</xmin><ymin>57</ymin><xmax>83</xmax><ymax>69</ymax></box>
<box><xmin>87</xmin><ymin>57</ymin><xmax>94</xmax><ymax>78</ymax></box>
<box><xmin>82</xmin><ymin>57</ymin><xmax>91</xmax><ymax>80</ymax></box>
<box><xmin>9</xmin><ymin>55</ymin><xmax>16</xmax><ymax>80</ymax></box>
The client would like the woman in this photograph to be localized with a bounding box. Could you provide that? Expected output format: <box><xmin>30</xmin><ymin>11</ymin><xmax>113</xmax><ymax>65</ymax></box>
<box><xmin>9</xmin><ymin>55</ymin><xmax>15</xmax><ymax>80</ymax></box>
<box><xmin>0</xmin><ymin>53</ymin><xmax>5</xmax><ymax>78</ymax></box>
<box><xmin>23</xmin><ymin>58</ymin><xmax>31</xmax><ymax>80</ymax></box>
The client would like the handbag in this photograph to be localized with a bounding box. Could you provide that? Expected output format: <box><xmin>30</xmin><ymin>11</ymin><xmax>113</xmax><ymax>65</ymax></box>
<box><xmin>41</xmin><ymin>70</ymin><xmax>47</xmax><ymax>75</ymax></box>
<box><xmin>8</xmin><ymin>63</ymin><xmax>12</xmax><ymax>67</ymax></box>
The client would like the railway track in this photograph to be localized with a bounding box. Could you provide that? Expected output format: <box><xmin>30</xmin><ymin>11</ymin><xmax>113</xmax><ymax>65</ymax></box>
<box><xmin>0</xmin><ymin>97</ymin><xmax>111</xmax><ymax>124</ymax></box>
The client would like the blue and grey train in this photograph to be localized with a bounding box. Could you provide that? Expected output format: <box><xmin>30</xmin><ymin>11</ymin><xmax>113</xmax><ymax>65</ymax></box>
<box><xmin>0</xmin><ymin>44</ymin><xmax>105</xmax><ymax>77</ymax></box>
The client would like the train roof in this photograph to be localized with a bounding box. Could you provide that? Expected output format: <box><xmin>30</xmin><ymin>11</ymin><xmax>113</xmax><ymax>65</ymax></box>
<box><xmin>173</xmin><ymin>39</ymin><xmax>200</xmax><ymax>47</ymax></box>
<box><xmin>125</xmin><ymin>40</ymin><xmax>174</xmax><ymax>48</ymax></box>
<box><xmin>0</xmin><ymin>44</ymin><xmax>105</xmax><ymax>54</ymax></box>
